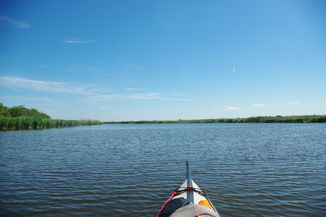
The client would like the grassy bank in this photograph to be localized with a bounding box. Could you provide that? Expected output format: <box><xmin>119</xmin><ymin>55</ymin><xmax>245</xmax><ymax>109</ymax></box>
<box><xmin>0</xmin><ymin>103</ymin><xmax>101</xmax><ymax>131</ymax></box>
<box><xmin>0</xmin><ymin>117</ymin><xmax>101</xmax><ymax>131</ymax></box>
<box><xmin>104</xmin><ymin>115</ymin><xmax>326</xmax><ymax>124</ymax></box>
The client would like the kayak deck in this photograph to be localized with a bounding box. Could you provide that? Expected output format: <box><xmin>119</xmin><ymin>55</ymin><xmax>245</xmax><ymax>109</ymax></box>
<box><xmin>157</xmin><ymin>162</ymin><xmax>220</xmax><ymax>217</ymax></box>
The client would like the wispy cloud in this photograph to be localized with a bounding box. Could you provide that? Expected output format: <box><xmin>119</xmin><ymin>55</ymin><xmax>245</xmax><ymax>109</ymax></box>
<box><xmin>0</xmin><ymin>95</ymin><xmax>56</xmax><ymax>103</ymax></box>
<box><xmin>0</xmin><ymin>76</ymin><xmax>186</xmax><ymax>102</ymax></box>
<box><xmin>84</xmin><ymin>93</ymin><xmax>187</xmax><ymax>103</ymax></box>
<box><xmin>0</xmin><ymin>76</ymin><xmax>74</xmax><ymax>94</ymax></box>
<box><xmin>224</xmin><ymin>105</ymin><xmax>240</xmax><ymax>110</ymax></box>
<box><xmin>64</xmin><ymin>40</ymin><xmax>96</xmax><ymax>44</ymax></box>
<box><xmin>0</xmin><ymin>15</ymin><xmax>30</xmax><ymax>29</ymax></box>
<box><xmin>232</xmin><ymin>66</ymin><xmax>236</xmax><ymax>73</ymax></box>
<box><xmin>129</xmin><ymin>93</ymin><xmax>186</xmax><ymax>101</ymax></box>
<box><xmin>0</xmin><ymin>76</ymin><xmax>108</xmax><ymax>95</ymax></box>
<box><xmin>252</xmin><ymin>103</ymin><xmax>264</xmax><ymax>107</ymax></box>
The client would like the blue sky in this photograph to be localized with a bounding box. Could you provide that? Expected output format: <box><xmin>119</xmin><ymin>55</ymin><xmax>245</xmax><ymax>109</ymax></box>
<box><xmin>0</xmin><ymin>0</ymin><xmax>325</xmax><ymax>121</ymax></box>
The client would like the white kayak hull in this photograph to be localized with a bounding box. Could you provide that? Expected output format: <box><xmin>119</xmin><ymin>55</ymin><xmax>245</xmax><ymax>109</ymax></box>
<box><xmin>157</xmin><ymin>162</ymin><xmax>220</xmax><ymax>217</ymax></box>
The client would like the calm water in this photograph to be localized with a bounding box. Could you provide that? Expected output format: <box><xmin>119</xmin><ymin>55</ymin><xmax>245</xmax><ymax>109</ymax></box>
<box><xmin>0</xmin><ymin>124</ymin><xmax>325</xmax><ymax>216</ymax></box>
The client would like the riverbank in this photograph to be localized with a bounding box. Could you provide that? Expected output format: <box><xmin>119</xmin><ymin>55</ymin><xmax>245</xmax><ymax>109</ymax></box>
<box><xmin>0</xmin><ymin>103</ymin><xmax>101</xmax><ymax>131</ymax></box>
<box><xmin>104</xmin><ymin>115</ymin><xmax>326</xmax><ymax>124</ymax></box>
<box><xmin>0</xmin><ymin>117</ymin><xmax>102</xmax><ymax>131</ymax></box>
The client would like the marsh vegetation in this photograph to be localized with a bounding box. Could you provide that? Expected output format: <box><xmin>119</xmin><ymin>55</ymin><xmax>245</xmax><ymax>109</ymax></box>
<box><xmin>0</xmin><ymin>103</ymin><xmax>101</xmax><ymax>131</ymax></box>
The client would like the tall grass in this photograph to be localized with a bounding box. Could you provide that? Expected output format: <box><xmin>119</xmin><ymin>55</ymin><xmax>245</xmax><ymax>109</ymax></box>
<box><xmin>0</xmin><ymin>102</ymin><xmax>102</xmax><ymax>131</ymax></box>
<box><xmin>0</xmin><ymin>117</ymin><xmax>101</xmax><ymax>131</ymax></box>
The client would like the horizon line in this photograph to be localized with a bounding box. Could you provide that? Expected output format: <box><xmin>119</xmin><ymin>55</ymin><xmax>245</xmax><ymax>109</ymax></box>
<box><xmin>102</xmin><ymin>114</ymin><xmax>326</xmax><ymax>123</ymax></box>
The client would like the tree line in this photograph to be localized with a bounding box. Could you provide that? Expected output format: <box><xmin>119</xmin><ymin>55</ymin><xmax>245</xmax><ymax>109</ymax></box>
<box><xmin>104</xmin><ymin>115</ymin><xmax>326</xmax><ymax>124</ymax></box>
<box><xmin>0</xmin><ymin>103</ymin><xmax>101</xmax><ymax>131</ymax></box>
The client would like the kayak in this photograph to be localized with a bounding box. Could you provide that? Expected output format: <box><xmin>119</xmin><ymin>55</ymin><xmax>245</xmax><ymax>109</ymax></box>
<box><xmin>157</xmin><ymin>162</ymin><xmax>221</xmax><ymax>217</ymax></box>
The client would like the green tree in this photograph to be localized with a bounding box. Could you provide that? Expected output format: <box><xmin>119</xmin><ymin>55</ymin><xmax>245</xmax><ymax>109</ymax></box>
<box><xmin>0</xmin><ymin>103</ymin><xmax>9</xmax><ymax>117</ymax></box>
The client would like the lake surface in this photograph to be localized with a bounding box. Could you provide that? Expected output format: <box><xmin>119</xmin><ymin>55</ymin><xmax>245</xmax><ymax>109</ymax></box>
<box><xmin>0</xmin><ymin>123</ymin><xmax>325</xmax><ymax>216</ymax></box>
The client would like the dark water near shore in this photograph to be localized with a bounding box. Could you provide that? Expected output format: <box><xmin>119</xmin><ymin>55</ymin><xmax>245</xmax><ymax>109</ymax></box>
<box><xmin>0</xmin><ymin>123</ymin><xmax>326</xmax><ymax>216</ymax></box>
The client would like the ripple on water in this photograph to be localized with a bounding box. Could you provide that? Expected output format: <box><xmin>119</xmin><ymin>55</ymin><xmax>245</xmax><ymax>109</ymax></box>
<box><xmin>0</xmin><ymin>123</ymin><xmax>326</xmax><ymax>216</ymax></box>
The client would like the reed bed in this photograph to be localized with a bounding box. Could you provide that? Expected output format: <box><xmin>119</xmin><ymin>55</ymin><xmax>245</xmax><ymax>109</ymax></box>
<box><xmin>0</xmin><ymin>117</ymin><xmax>101</xmax><ymax>131</ymax></box>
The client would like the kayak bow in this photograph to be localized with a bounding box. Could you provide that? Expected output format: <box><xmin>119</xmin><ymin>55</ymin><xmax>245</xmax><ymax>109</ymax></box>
<box><xmin>157</xmin><ymin>162</ymin><xmax>220</xmax><ymax>217</ymax></box>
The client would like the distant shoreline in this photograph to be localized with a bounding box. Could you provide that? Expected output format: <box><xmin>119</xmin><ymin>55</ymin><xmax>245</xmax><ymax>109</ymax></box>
<box><xmin>0</xmin><ymin>103</ymin><xmax>101</xmax><ymax>131</ymax></box>
<box><xmin>104</xmin><ymin>115</ymin><xmax>326</xmax><ymax>124</ymax></box>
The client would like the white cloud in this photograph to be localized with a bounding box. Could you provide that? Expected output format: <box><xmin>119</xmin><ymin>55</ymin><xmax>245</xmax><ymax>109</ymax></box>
<box><xmin>75</xmin><ymin>84</ymin><xmax>112</xmax><ymax>95</ymax></box>
<box><xmin>252</xmin><ymin>103</ymin><xmax>264</xmax><ymax>107</ymax></box>
<box><xmin>0</xmin><ymin>76</ymin><xmax>74</xmax><ymax>94</ymax></box>
<box><xmin>232</xmin><ymin>66</ymin><xmax>236</xmax><ymax>73</ymax></box>
<box><xmin>0</xmin><ymin>95</ymin><xmax>56</xmax><ymax>103</ymax></box>
<box><xmin>84</xmin><ymin>93</ymin><xmax>187</xmax><ymax>103</ymax></box>
<box><xmin>64</xmin><ymin>40</ymin><xmax>96</xmax><ymax>44</ymax></box>
<box><xmin>225</xmin><ymin>105</ymin><xmax>240</xmax><ymax>110</ymax></box>
<box><xmin>129</xmin><ymin>93</ymin><xmax>187</xmax><ymax>101</ymax></box>
<box><xmin>0</xmin><ymin>15</ymin><xmax>30</xmax><ymax>29</ymax></box>
<box><xmin>0</xmin><ymin>76</ymin><xmax>187</xmax><ymax>102</ymax></box>
<box><xmin>129</xmin><ymin>93</ymin><xmax>165</xmax><ymax>100</ymax></box>
<box><xmin>0</xmin><ymin>76</ymin><xmax>108</xmax><ymax>95</ymax></box>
